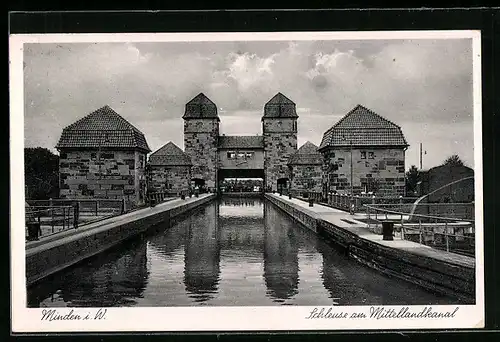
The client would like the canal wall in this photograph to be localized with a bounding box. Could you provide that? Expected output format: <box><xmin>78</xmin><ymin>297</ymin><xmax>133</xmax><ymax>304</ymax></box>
<box><xmin>265</xmin><ymin>194</ymin><xmax>475</xmax><ymax>302</ymax></box>
<box><xmin>26</xmin><ymin>194</ymin><xmax>216</xmax><ymax>286</ymax></box>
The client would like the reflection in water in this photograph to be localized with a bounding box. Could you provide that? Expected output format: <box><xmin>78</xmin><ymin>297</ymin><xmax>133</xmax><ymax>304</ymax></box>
<box><xmin>263</xmin><ymin>202</ymin><xmax>299</xmax><ymax>302</ymax></box>
<box><xmin>27</xmin><ymin>196</ymin><xmax>460</xmax><ymax>307</ymax></box>
<box><xmin>28</xmin><ymin>238</ymin><xmax>149</xmax><ymax>307</ymax></box>
<box><xmin>183</xmin><ymin>203</ymin><xmax>220</xmax><ymax>302</ymax></box>
<box><xmin>218</xmin><ymin>198</ymin><xmax>264</xmax><ymax>253</ymax></box>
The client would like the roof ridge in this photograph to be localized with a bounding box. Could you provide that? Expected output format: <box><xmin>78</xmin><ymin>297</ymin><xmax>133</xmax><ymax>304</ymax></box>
<box><xmin>325</xmin><ymin>104</ymin><xmax>402</xmax><ymax>134</ymax></box>
<box><xmin>65</xmin><ymin>105</ymin><xmax>143</xmax><ymax>133</ymax></box>
<box><xmin>319</xmin><ymin>104</ymin><xmax>408</xmax><ymax>149</ymax></box>
<box><xmin>150</xmin><ymin>141</ymin><xmax>187</xmax><ymax>157</ymax></box>
<box><xmin>187</xmin><ymin>92</ymin><xmax>217</xmax><ymax>106</ymax></box>
<box><xmin>265</xmin><ymin>92</ymin><xmax>295</xmax><ymax>105</ymax></box>
<box><xmin>357</xmin><ymin>104</ymin><xmax>403</xmax><ymax>129</ymax></box>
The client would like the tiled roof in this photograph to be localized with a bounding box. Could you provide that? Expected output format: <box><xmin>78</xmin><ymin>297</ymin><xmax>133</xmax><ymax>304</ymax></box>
<box><xmin>56</xmin><ymin>105</ymin><xmax>151</xmax><ymax>152</ymax></box>
<box><xmin>148</xmin><ymin>142</ymin><xmax>192</xmax><ymax>166</ymax></box>
<box><xmin>288</xmin><ymin>141</ymin><xmax>323</xmax><ymax>165</ymax></box>
<box><xmin>319</xmin><ymin>105</ymin><xmax>408</xmax><ymax>150</ymax></box>
<box><xmin>263</xmin><ymin>92</ymin><xmax>298</xmax><ymax>119</ymax></box>
<box><xmin>218</xmin><ymin>135</ymin><xmax>264</xmax><ymax>149</ymax></box>
<box><xmin>182</xmin><ymin>93</ymin><xmax>219</xmax><ymax>119</ymax></box>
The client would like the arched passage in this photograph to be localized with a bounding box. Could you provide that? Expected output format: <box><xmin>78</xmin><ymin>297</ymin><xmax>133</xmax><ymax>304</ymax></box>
<box><xmin>277</xmin><ymin>178</ymin><xmax>289</xmax><ymax>193</ymax></box>
<box><xmin>191</xmin><ymin>178</ymin><xmax>206</xmax><ymax>192</ymax></box>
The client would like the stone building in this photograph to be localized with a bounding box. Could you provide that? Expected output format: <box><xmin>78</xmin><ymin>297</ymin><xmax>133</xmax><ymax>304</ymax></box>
<box><xmin>180</xmin><ymin>92</ymin><xmax>298</xmax><ymax>193</ymax></box>
<box><xmin>288</xmin><ymin>141</ymin><xmax>323</xmax><ymax>195</ymax></box>
<box><xmin>218</xmin><ymin>135</ymin><xmax>264</xmax><ymax>181</ymax></box>
<box><xmin>262</xmin><ymin>93</ymin><xmax>298</xmax><ymax>192</ymax></box>
<box><xmin>148</xmin><ymin>142</ymin><xmax>192</xmax><ymax>196</ymax></box>
<box><xmin>56</xmin><ymin>105</ymin><xmax>150</xmax><ymax>207</ymax></box>
<box><xmin>183</xmin><ymin>93</ymin><xmax>220</xmax><ymax>192</ymax></box>
<box><xmin>318</xmin><ymin>105</ymin><xmax>409</xmax><ymax>197</ymax></box>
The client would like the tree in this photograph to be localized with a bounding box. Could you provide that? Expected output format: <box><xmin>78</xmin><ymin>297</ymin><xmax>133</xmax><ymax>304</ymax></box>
<box><xmin>25</xmin><ymin>147</ymin><xmax>59</xmax><ymax>200</ymax></box>
<box><xmin>405</xmin><ymin>165</ymin><xmax>420</xmax><ymax>195</ymax></box>
<box><xmin>443</xmin><ymin>154</ymin><xmax>464</xmax><ymax>167</ymax></box>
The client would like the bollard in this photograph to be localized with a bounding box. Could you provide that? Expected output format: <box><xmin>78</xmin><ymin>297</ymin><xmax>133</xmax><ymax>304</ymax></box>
<box><xmin>27</xmin><ymin>222</ymin><xmax>40</xmax><ymax>241</ymax></box>
<box><xmin>382</xmin><ymin>221</ymin><xmax>394</xmax><ymax>241</ymax></box>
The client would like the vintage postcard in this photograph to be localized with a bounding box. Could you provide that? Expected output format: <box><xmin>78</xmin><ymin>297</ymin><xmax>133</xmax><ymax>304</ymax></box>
<box><xmin>10</xmin><ymin>30</ymin><xmax>484</xmax><ymax>333</ymax></box>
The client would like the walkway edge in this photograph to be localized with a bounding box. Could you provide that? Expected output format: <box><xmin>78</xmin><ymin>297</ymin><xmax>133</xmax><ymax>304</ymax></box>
<box><xmin>26</xmin><ymin>194</ymin><xmax>216</xmax><ymax>286</ymax></box>
<box><xmin>265</xmin><ymin>194</ymin><xmax>475</xmax><ymax>303</ymax></box>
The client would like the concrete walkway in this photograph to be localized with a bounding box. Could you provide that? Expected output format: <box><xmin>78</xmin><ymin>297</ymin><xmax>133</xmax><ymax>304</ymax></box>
<box><xmin>26</xmin><ymin>194</ymin><xmax>214</xmax><ymax>251</ymax></box>
<box><xmin>268</xmin><ymin>194</ymin><xmax>475</xmax><ymax>268</ymax></box>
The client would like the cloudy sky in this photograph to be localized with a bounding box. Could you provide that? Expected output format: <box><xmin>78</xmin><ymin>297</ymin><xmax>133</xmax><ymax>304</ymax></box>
<box><xmin>23</xmin><ymin>38</ymin><xmax>475</xmax><ymax>170</ymax></box>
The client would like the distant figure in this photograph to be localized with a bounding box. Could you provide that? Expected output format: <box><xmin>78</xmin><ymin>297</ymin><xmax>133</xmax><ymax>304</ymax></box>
<box><xmin>194</xmin><ymin>185</ymin><xmax>199</xmax><ymax>197</ymax></box>
<box><xmin>350</xmin><ymin>202</ymin><xmax>355</xmax><ymax>215</ymax></box>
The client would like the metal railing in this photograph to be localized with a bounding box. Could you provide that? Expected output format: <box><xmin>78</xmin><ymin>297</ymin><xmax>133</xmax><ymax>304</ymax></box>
<box><xmin>25</xmin><ymin>198</ymin><xmax>127</xmax><ymax>240</ymax></box>
<box><xmin>27</xmin><ymin>198</ymin><xmax>126</xmax><ymax>216</ymax></box>
<box><xmin>363</xmin><ymin>204</ymin><xmax>475</xmax><ymax>257</ymax></box>
<box><xmin>367</xmin><ymin>202</ymin><xmax>474</xmax><ymax>221</ymax></box>
<box><xmin>325</xmin><ymin>193</ymin><xmax>419</xmax><ymax>213</ymax></box>
<box><xmin>26</xmin><ymin>205</ymin><xmax>75</xmax><ymax>240</ymax></box>
<box><xmin>287</xmin><ymin>189</ymin><xmax>322</xmax><ymax>202</ymax></box>
<box><xmin>147</xmin><ymin>189</ymin><xmax>190</xmax><ymax>206</ymax></box>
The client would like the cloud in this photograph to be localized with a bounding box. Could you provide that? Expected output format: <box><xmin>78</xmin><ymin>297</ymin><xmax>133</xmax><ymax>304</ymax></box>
<box><xmin>23</xmin><ymin>38</ymin><xmax>475</xmax><ymax>169</ymax></box>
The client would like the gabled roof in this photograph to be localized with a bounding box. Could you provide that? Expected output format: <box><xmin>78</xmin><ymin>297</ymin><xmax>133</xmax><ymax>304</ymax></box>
<box><xmin>288</xmin><ymin>141</ymin><xmax>323</xmax><ymax>165</ymax></box>
<box><xmin>262</xmin><ymin>92</ymin><xmax>298</xmax><ymax>119</ymax></box>
<box><xmin>56</xmin><ymin>105</ymin><xmax>151</xmax><ymax>152</ymax></box>
<box><xmin>218</xmin><ymin>135</ymin><xmax>264</xmax><ymax>149</ymax></box>
<box><xmin>148</xmin><ymin>142</ymin><xmax>192</xmax><ymax>166</ymax></box>
<box><xmin>319</xmin><ymin>105</ymin><xmax>408</xmax><ymax>150</ymax></box>
<box><xmin>182</xmin><ymin>93</ymin><xmax>219</xmax><ymax>120</ymax></box>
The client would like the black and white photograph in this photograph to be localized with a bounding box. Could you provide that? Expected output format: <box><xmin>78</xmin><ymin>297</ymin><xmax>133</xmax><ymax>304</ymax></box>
<box><xmin>10</xmin><ymin>30</ymin><xmax>484</xmax><ymax>332</ymax></box>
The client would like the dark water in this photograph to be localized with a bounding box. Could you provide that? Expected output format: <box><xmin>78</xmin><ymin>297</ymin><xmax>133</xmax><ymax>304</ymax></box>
<box><xmin>27</xmin><ymin>197</ymin><xmax>459</xmax><ymax>307</ymax></box>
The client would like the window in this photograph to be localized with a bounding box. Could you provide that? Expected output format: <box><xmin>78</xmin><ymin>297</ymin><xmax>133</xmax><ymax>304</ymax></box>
<box><xmin>227</xmin><ymin>151</ymin><xmax>236</xmax><ymax>159</ymax></box>
<box><xmin>101</xmin><ymin>153</ymin><xmax>114</xmax><ymax>159</ymax></box>
<box><xmin>368</xmin><ymin>152</ymin><xmax>374</xmax><ymax>159</ymax></box>
<box><xmin>237</xmin><ymin>152</ymin><xmax>246</xmax><ymax>158</ymax></box>
<box><xmin>245</xmin><ymin>152</ymin><xmax>254</xmax><ymax>159</ymax></box>
<box><xmin>361</xmin><ymin>151</ymin><xmax>367</xmax><ymax>159</ymax></box>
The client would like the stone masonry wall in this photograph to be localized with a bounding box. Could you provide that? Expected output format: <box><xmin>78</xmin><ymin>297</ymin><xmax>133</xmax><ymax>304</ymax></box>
<box><xmin>149</xmin><ymin>165</ymin><xmax>191</xmax><ymax>195</ymax></box>
<box><xmin>322</xmin><ymin>147</ymin><xmax>405</xmax><ymax>197</ymax></box>
<box><xmin>184</xmin><ymin>119</ymin><xmax>219</xmax><ymax>191</ymax></box>
<box><xmin>289</xmin><ymin>164</ymin><xmax>323</xmax><ymax>194</ymax></box>
<box><xmin>59</xmin><ymin>149</ymin><xmax>146</xmax><ymax>206</ymax></box>
<box><xmin>263</xmin><ymin>118</ymin><xmax>297</xmax><ymax>191</ymax></box>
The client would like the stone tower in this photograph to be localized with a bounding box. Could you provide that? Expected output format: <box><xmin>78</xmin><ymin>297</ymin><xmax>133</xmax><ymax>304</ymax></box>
<box><xmin>183</xmin><ymin>93</ymin><xmax>220</xmax><ymax>191</ymax></box>
<box><xmin>262</xmin><ymin>93</ymin><xmax>298</xmax><ymax>192</ymax></box>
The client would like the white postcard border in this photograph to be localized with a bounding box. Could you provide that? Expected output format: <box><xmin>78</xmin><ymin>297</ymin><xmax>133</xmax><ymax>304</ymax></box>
<box><xmin>9</xmin><ymin>30</ymin><xmax>484</xmax><ymax>333</ymax></box>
